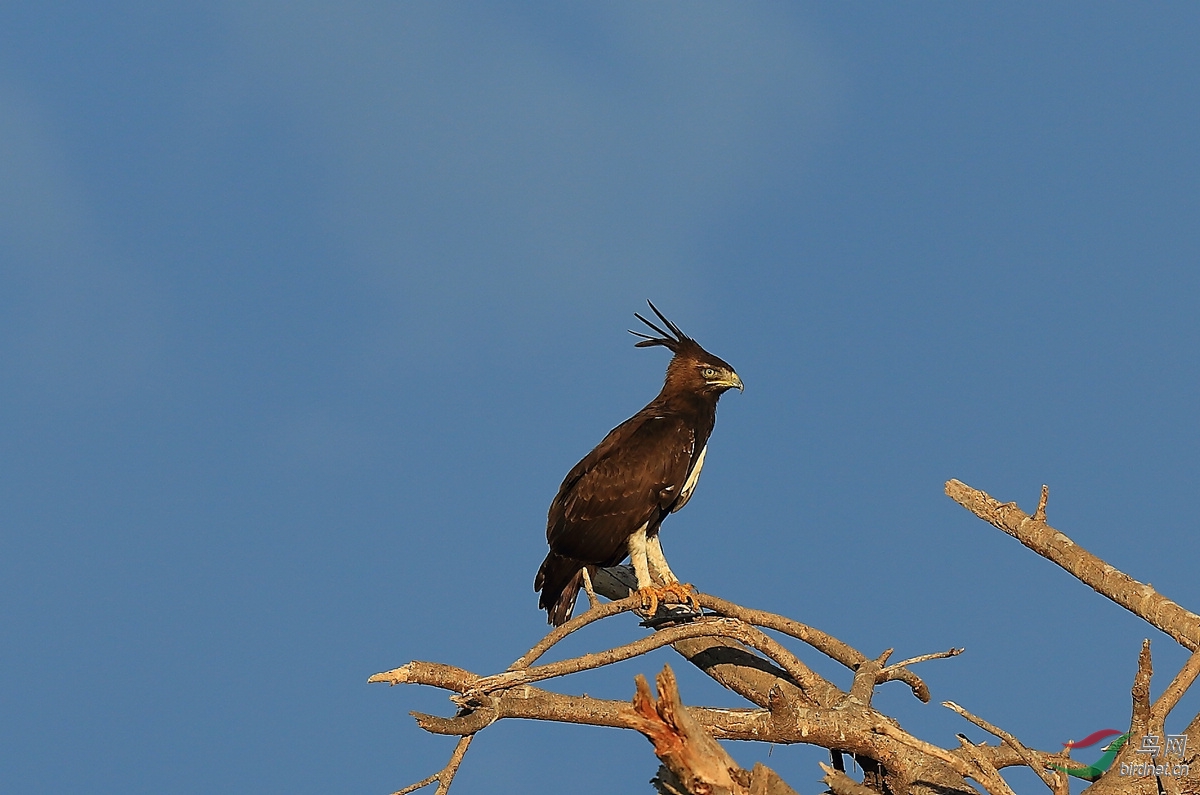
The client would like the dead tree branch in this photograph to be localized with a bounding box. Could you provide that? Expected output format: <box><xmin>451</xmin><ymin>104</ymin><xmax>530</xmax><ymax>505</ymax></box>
<box><xmin>459</xmin><ymin>616</ymin><xmax>835</xmax><ymax>708</ymax></box>
<box><xmin>372</xmin><ymin>480</ymin><xmax>1200</xmax><ymax>795</ymax></box>
<box><xmin>943</xmin><ymin>700</ymin><xmax>1068</xmax><ymax>794</ymax></box>
<box><xmin>374</xmin><ymin>588</ymin><xmax>977</xmax><ymax>794</ymax></box>
<box><xmin>392</xmin><ymin>736</ymin><xmax>472</xmax><ymax>795</ymax></box>
<box><xmin>595</xmin><ymin>567</ymin><xmax>938</xmax><ymax>703</ymax></box>
<box><xmin>880</xmin><ymin>647</ymin><xmax>964</xmax><ymax>678</ymax></box>
<box><xmin>945</xmin><ymin>479</ymin><xmax>1200</xmax><ymax>651</ymax></box>
<box><xmin>1152</xmin><ymin>646</ymin><xmax>1200</xmax><ymax>726</ymax></box>
<box><xmin>623</xmin><ymin>665</ymin><xmax>798</xmax><ymax>795</ymax></box>
<box><xmin>819</xmin><ymin>762</ymin><xmax>884</xmax><ymax>795</ymax></box>
<box><xmin>952</xmin><ymin>736</ymin><xmax>1019</xmax><ymax>795</ymax></box>
<box><xmin>1131</xmin><ymin>639</ymin><xmax>1154</xmax><ymax>738</ymax></box>
<box><xmin>947</xmin><ymin>480</ymin><xmax>1200</xmax><ymax>795</ymax></box>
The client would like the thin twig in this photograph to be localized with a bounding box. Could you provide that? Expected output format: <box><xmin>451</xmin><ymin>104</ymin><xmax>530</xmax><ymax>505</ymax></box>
<box><xmin>1033</xmin><ymin>484</ymin><xmax>1048</xmax><ymax>523</ymax></box>
<box><xmin>393</xmin><ymin>735</ymin><xmax>473</xmax><ymax>795</ymax></box>
<box><xmin>732</xmin><ymin>621</ymin><xmax>841</xmax><ymax>706</ymax></box>
<box><xmin>462</xmin><ymin>617</ymin><xmax>836</xmax><ymax>707</ymax></box>
<box><xmin>943</xmin><ymin>700</ymin><xmax>1064</xmax><ymax>793</ymax></box>
<box><xmin>698</xmin><ymin>593</ymin><xmax>933</xmax><ymax>703</ymax></box>
<box><xmin>879</xmin><ymin>647</ymin><xmax>964</xmax><ymax>676</ymax></box>
<box><xmin>698</xmin><ymin>593</ymin><xmax>862</xmax><ymax>664</ymax></box>
<box><xmin>507</xmin><ymin>592</ymin><xmax>644</xmax><ymax>671</ymax></box>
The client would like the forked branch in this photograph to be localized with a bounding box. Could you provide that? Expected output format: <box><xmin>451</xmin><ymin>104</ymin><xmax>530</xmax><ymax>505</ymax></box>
<box><xmin>373</xmin><ymin>480</ymin><xmax>1200</xmax><ymax>795</ymax></box>
<box><xmin>945</xmin><ymin>479</ymin><xmax>1200</xmax><ymax>651</ymax></box>
<box><xmin>375</xmin><ymin>588</ymin><xmax>988</xmax><ymax>795</ymax></box>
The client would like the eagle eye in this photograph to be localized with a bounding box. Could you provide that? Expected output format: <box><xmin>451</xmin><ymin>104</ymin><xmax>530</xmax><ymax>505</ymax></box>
<box><xmin>702</xmin><ymin>367</ymin><xmax>716</xmax><ymax>378</ymax></box>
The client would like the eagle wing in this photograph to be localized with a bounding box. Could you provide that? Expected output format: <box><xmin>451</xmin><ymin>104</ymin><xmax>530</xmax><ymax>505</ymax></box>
<box><xmin>547</xmin><ymin>411</ymin><xmax>696</xmax><ymax>565</ymax></box>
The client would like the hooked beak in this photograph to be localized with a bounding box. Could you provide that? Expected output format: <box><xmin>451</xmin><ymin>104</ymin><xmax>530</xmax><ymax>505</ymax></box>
<box><xmin>720</xmin><ymin>372</ymin><xmax>744</xmax><ymax>392</ymax></box>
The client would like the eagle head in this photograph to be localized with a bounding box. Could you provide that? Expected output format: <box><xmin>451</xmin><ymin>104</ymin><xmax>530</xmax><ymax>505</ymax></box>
<box><xmin>629</xmin><ymin>302</ymin><xmax>743</xmax><ymax>397</ymax></box>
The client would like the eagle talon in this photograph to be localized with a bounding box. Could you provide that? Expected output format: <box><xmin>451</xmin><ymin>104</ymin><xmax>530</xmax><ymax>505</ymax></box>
<box><xmin>635</xmin><ymin>583</ymin><xmax>700</xmax><ymax>619</ymax></box>
<box><xmin>635</xmin><ymin>586</ymin><xmax>661</xmax><ymax>618</ymax></box>
<box><xmin>662</xmin><ymin>582</ymin><xmax>700</xmax><ymax>613</ymax></box>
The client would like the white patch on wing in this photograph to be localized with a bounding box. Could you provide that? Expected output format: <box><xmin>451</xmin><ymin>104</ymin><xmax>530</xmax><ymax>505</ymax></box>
<box><xmin>672</xmin><ymin>444</ymin><xmax>707</xmax><ymax>512</ymax></box>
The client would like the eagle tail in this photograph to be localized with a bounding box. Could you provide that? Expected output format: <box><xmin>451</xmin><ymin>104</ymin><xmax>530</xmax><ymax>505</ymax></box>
<box><xmin>535</xmin><ymin>552</ymin><xmax>589</xmax><ymax>626</ymax></box>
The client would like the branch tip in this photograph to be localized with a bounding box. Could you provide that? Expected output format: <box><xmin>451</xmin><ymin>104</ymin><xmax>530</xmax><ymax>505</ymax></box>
<box><xmin>942</xmin><ymin>700</ymin><xmax>1064</xmax><ymax>791</ymax></box>
<box><xmin>369</xmin><ymin>664</ymin><xmax>412</xmax><ymax>685</ymax></box>
<box><xmin>1033</xmin><ymin>485</ymin><xmax>1049</xmax><ymax>522</ymax></box>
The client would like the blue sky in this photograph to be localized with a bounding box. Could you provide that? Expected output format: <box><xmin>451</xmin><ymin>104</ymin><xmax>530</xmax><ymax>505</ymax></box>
<box><xmin>2</xmin><ymin>4</ymin><xmax>1198</xmax><ymax>794</ymax></box>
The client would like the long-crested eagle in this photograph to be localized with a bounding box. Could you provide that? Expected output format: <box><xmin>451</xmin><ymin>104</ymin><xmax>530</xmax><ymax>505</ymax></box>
<box><xmin>535</xmin><ymin>302</ymin><xmax>743</xmax><ymax>625</ymax></box>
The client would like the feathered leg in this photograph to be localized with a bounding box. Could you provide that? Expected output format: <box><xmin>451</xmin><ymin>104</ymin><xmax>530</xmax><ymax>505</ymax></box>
<box><xmin>629</xmin><ymin>526</ymin><xmax>698</xmax><ymax>616</ymax></box>
<box><xmin>646</xmin><ymin>533</ymin><xmax>699</xmax><ymax>612</ymax></box>
<box><xmin>627</xmin><ymin>524</ymin><xmax>658</xmax><ymax>614</ymax></box>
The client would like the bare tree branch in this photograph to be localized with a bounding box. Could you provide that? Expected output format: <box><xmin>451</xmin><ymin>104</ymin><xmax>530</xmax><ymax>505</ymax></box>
<box><xmin>1152</xmin><ymin>646</ymin><xmax>1200</xmax><ymax>724</ymax></box>
<box><xmin>880</xmin><ymin>647</ymin><xmax>964</xmax><ymax>676</ymax></box>
<box><xmin>369</xmin><ymin>661</ymin><xmax>478</xmax><ymax>691</ymax></box>
<box><xmin>580</xmin><ymin>566</ymin><xmax>600</xmax><ymax>611</ymax></box>
<box><xmin>846</xmin><ymin>650</ymin><xmax>890</xmax><ymax>708</ymax></box>
<box><xmin>392</xmin><ymin>736</ymin><xmax>473</xmax><ymax>795</ymax></box>
<box><xmin>945</xmin><ymin>479</ymin><xmax>1200</xmax><ymax>651</ymax></box>
<box><xmin>373</xmin><ymin>481</ymin><xmax>1200</xmax><ymax>795</ymax></box>
<box><xmin>459</xmin><ymin>617</ymin><xmax>834</xmax><ymax>708</ymax></box>
<box><xmin>508</xmin><ymin>592</ymin><xmax>645</xmax><ymax>671</ymax></box>
<box><xmin>595</xmin><ymin>567</ymin><xmax>940</xmax><ymax>704</ymax></box>
<box><xmin>818</xmin><ymin>762</ymin><xmax>883</xmax><ymax>795</ymax></box>
<box><xmin>1131</xmin><ymin>639</ymin><xmax>1153</xmax><ymax>737</ymax></box>
<box><xmin>953</xmin><ymin>736</ymin><xmax>1019</xmax><ymax>795</ymax></box>
<box><xmin>872</xmin><ymin>720</ymin><xmax>973</xmax><ymax>779</ymax></box>
<box><xmin>943</xmin><ymin>700</ymin><xmax>1067</xmax><ymax>794</ymax></box>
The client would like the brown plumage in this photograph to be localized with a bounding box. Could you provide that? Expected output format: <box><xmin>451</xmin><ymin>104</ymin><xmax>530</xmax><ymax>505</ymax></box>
<box><xmin>534</xmin><ymin>302</ymin><xmax>743</xmax><ymax>625</ymax></box>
